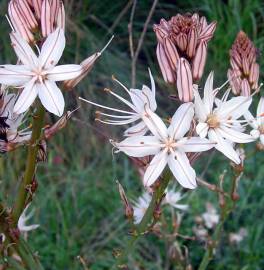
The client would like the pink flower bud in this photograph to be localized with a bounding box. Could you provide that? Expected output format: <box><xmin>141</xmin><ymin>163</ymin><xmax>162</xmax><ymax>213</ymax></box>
<box><xmin>249</xmin><ymin>63</ymin><xmax>259</xmax><ymax>89</ymax></box>
<box><xmin>16</xmin><ymin>0</ymin><xmax>38</xmax><ymax>30</ymax></box>
<box><xmin>192</xmin><ymin>40</ymin><xmax>207</xmax><ymax>81</ymax></box>
<box><xmin>199</xmin><ymin>21</ymin><xmax>217</xmax><ymax>42</ymax></box>
<box><xmin>56</xmin><ymin>1</ymin><xmax>65</xmax><ymax>31</ymax></box>
<box><xmin>175</xmin><ymin>32</ymin><xmax>187</xmax><ymax>52</ymax></box>
<box><xmin>227</xmin><ymin>69</ymin><xmax>241</xmax><ymax>95</ymax></box>
<box><xmin>8</xmin><ymin>1</ymin><xmax>34</xmax><ymax>43</ymax></box>
<box><xmin>242</xmin><ymin>57</ymin><xmax>249</xmax><ymax>75</ymax></box>
<box><xmin>230</xmin><ymin>58</ymin><xmax>240</xmax><ymax>70</ymax></box>
<box><xmin>153</xmin><ymin>25</ymin><xmax>168</xmax><ymax>43</ymax></box>
<box><xmin>163</xmin><ymin>38</ymin><xmax>179</xmax><ymax>71</ymax></box>
<box><xmin>199</xmin><ymin>16</ymin><xmax>208</xmax><ymax>31</ymax></box>
<box><xmin>41</xmin><ymin>0</ymin><xmax>53</xmax><ymax>37</ymax></box>
<box><xmin>186</xmin><ymin>28</ymin><xmax>198</xmax><ymax>58</ymax></box>
<box><xmin>177</xmin><ymin>58</ymin><xmax>193</xmax><ymax>102</ymax></box>
<box><xmin>32</xmin><ymin>0</ymin><xmax>42</xmax><ymax>19</ymax></box>
<box><xmin>241</xmin><ymin>78</ymin><xmax>251</xmax><ymax>96</ymax></box>
<box><xmin>63</xmin><ymin>53</ymin><xmax>100</xmax><ymax>90</ymax></box>
<box><xmin>156</xmin><ymin>43</ymin><xmax>176</xmax><ymax>84</ymax></box>
<box><xmin>230</xmin><ymin>50</ymin><xmax>242</xmax><ymax>67</ymax></box>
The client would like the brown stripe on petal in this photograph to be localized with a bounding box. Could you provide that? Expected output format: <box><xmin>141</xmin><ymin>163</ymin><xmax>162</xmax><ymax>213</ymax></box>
<box><xmin>241</xmin><ymin>79</ymin><xmax>251</xmax><ymax>96</ymax></box>
<box><xmin>177</xmin><ymin>58</ymin><xmax>193</xmax><ymax>102</ymax></box>
<box><xmin>192</xmin><ymin>41</ymin><xmax>207</xmax><ymax>81</ymax></box>
<box><xmin>228</xmin><ymin>69</ymin><xmax>241</xmax><ymax>95</ymax></box>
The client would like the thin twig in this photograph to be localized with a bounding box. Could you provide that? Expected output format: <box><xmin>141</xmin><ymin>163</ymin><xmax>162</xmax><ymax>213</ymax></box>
<box><xmin>131</xmin><ymin>0</ymin><xmax>159</xmax><ymax>87</ymax></box>
<box><xmin>128</xmin><ymin>0</ymin><xmax>137</xmax><ymax>60</ymax></box>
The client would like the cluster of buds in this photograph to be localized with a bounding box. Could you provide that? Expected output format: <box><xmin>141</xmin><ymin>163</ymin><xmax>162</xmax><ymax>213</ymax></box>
<box><xmin>154</xmin><ymin>13</ymin><xmax>217</xmax><ymax>102</ymax></box>
<box><xmin>228</xmin><ymin>31</ymin><xmax>259</xmax><ymax>96</ymax></box>
<box><xmin>8</xmin><ymin>0</ymin><xmax>65</xmax><ymax>43</ymax></box>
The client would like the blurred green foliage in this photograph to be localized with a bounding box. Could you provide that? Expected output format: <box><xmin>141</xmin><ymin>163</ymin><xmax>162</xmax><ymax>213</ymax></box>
<box><xmin>0</xmin><ymin>0</ymin><xmax>264</xmax><ymax>269</ymax></box>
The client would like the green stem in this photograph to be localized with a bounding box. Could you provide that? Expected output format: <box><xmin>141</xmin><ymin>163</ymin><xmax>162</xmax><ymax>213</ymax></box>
<box><xmin>113</xmin><ymin>172</ymin><xmax>171</xmax><ymax>269</ymax></box>
<box><xmin>12</xmin><ymin>104</ymin><xmax>46</xmax><ymax>225</ymax></box>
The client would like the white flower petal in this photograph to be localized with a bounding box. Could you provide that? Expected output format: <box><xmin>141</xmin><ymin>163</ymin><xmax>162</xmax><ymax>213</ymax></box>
<box><xmin>0</xmin><ymin>65</ymin><xmax>33</xmax><ymax>86</ymax></box>
<box><xmin>129</xmin><ymin>89</ymin><xmax>145</xmax><ymax>112</ymax></box>
<box><xmin>47</xmin><ymin>64</ymin><xmax>82</xmax><ymax>81</ymax></box>
<box><xmin>38</xmin><ymin>81</ymin><xmax>65</xmax><ymax>116</ymax></box>
<box><xmin>244</xmin><ymin>110</ymin><xmax>258</xmax><ymax>129</ymax></box>
<box><xmin>144</xmin><ymin>150</ymin><xmax>168</xmax><ymax>187</ymax></box>
<box><xmin>10</xmin><ymin>32</ymin><xmax>38</xmax><ymax>67</ymax></box>
<box><xmin>250</xmin><ymin>129</ymin><xmax>260</xmax><ymax>139</ymax></box>
<box><xmin>217</xmin><ymin>96</ymin><xmax>252</xmax><ymax>120</ymax></box>
<box><xmin>194</xmin><ymin>88</ymin><xmax>207</xmax><ymax>121</ymax></box>
<box><xmin>14</xmin><ymin>79</ymin><xmax>38</xmax><ymax>114</ymax></box>
<box><xmin>142</xmin><ymin>109</ymin><xmax>168</xmax><ymax>140</ymax></box>
<box><xmin>203</xmin><ymin>71</ymin><xmax>214</xmax><ymax>114</ymax></box>
<box><xmin>112</xmin><ymin>136</ymin><xmax>161</xmax><ymax>157</ymax></box>
<box><xmin>168</xmin><ymin>103</ymin><xmax>194</xmax><ymax>139</ymax></box>
<box><xmin>196</xmin><ymin>122</ymin><xmax>209</xmax><ymax>138</ymax></box>
<box><xmin>257</xmin><ymin>97</ymin><xmax>264</xmax><ymax>125</ymax></box>
<box><xmin>217</xmin><ymin>126</ymin><xmax>254</xmax><ymax>143</ymax></box>
<box><xmin>39</xmin><ymin>28</ymin><xmax>65</xmax><ymax>69</ymax></box>
<box><xmin>147</xmin><ymin>68</ymin><xmax>157</xmax><ymax>111</ymax></box>
<box><xmin>208</xmin><ymin>129</ymin><xmax>240</xmax><ymax>164</ymax></box>
<box><xmin>177</xmin><ymin>137</ymin><xmax>215</xmax><ymax>152</ymax></box>
<box><xmin>124</xmin><ymin>121</ymin><xmax>148</xmax><ymax>137</ymax></box>
<box><xmin>168</xmin><ymin>152</ymin><xmax>197</xmax><ymax>189</ymax></box>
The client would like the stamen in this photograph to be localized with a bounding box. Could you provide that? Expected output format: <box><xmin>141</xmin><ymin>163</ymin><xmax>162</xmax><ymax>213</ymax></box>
<box><xmin>96</xmin><ymin>111</ymin><xmax>135</xmax><ymax>119</ymax></box>
<box><xmin>100</xmin><ymin>35</ymin><xmax>114</xmax><ymax>55</ymax></box>
<box><xmin>79</xmin><ymin>97</ymin><xmax>135</xmax><ymax>115</ymax></box>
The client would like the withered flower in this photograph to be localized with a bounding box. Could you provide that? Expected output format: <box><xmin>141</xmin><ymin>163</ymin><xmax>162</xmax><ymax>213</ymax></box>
<box><xmin>153</xmin><ymin>13</ymin><xmax>217</xmax><ymax>102</ymax></box>
<box><xmin>228</xmin><ymin>31</ymin><xmax>259</xmax><ymax>96</ymax></box>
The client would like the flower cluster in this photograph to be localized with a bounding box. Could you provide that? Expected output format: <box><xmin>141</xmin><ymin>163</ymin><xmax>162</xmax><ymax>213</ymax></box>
<box><xmin>153</xmin><ymin>13</ymin><xmax>216</xmax><ymax>102</ymax></box>
<box><xmin>81</xmin><ymin>64</ymin><xmax>263</xmax><ymax>190</ymax></box>
<box><xmin>228</xmin><ymin>31</ymin><xmax>259</xmax><ymax>96</ymax></box>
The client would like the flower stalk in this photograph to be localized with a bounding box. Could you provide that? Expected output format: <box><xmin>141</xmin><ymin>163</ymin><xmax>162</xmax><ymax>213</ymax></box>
<box><xmin>12</xmin><ymin>104</ymin><xmax>46</xmax><ymax>225</ymax></box>
<box><xmin>113</xmin><ymin>171</ymin><xmax>171</xmax><ymax>268</ymax></box>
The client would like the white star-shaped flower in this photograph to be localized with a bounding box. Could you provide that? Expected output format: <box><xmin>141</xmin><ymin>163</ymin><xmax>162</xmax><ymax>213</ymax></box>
<box><xmin>244</xmin><ymin>96</ymin><xmax>264</xmax><ymax>145</ymax></box>
<box><xmin>164</xmin><ymin>187</ymin><xmax>188</xmax><ymax>211</ymax></box>
<box><xmin>133</xmin><ymin>192</ymin><xmax>151</xmax><ymax>224</ymax></box>
<box><xmin>112</xmin><ymin>103</ymin><xmax>215</xmax><ymax>189</ymax></box>
<box><xmin>194</xmin><ymin>72</ymin><xmax>254</xmax><ymax>164</ymax></box>
<box><xmin>79</xmin><ymin>69</ymin><xmax>157</xmax><ymax>136</ymax></box>
<box><xmin>0</xmin><ymin>28</ymin><xmax>82</xmax><ymax>116</ymax></box>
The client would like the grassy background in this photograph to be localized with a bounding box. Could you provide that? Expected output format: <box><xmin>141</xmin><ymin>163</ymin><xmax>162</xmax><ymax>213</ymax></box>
<box><xmin>1</xmin><ymin>0</ymin><xmax>264</xmax><ymax>269</ymax></box>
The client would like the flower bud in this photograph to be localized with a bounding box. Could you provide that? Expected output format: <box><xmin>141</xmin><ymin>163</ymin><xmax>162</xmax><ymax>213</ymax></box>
<box><xmin>56</xmin><ymin>1</ymin><xmax>65</xmax><ymax>31</ymax></box>
<box><xmin>156</xmin><ymin>43</ymin><xmax>176</xmax><ymax>83</ymax></box>
<box><xmin>63</xmin><ymin>53</ymin><xmax>100</xmax><ymax>90</ymax></box>
<box><xmin>16</xmin><ymin>0</ymin><xmax>38</xmax><ymax>30</ymax></box>
<box><xmin>117</xmin><ymin>181</ymin><xmax>134</xmax><ymax>220</ymax></box>
<box><xmin>177</xmin><ymin>58</ymin><xmax>193</xmax><ymax>102</ymax></box>
<box><xmin>163</xmin><ymin>38</ymin><xmax>179</xmax><ymax>71</ymax></box>
<box><xmin>8</xmin><ymin>1</ymin><xmax>35</xmax><ymax>43</ymax></box>
<box><xmin>242</xmin><ymin>57</ymin><xmax>250</xmax><ymax>75</ymax></box>
<box><xmin>175</xmin><ymin>32</ymin><xmax>187</xmax><ymax>52</ymax></box>
<box><xmin>44</xmin><ymin>111</ymin><xmax>72</xmax><ymax>139</ymax></box>
<box><xmin>192</xmin><ymin>40</ymin><xmax>207</xmax><ymax>81</ymax></box>
<box><xmin>41</xmin><ymin>0</ymin><xmax>53</xmax><ymax>37</ymax></box>
<box><xmin>241</xmin><ymin>78</ymin><xmax>251</xmax><ymax>96</ymax></box>
<box><xmin>249</xmin><ymin>63</ymin><xmax>259</xmax><ymax>89</ymax></box>
<box><xmin>153</xmin><ymin>24</ymin><xmax>168</xmax><ymax>43</ymax></box>
<box><xmin>186</xmin><ymin>28</ymin><xmax>198</xmax><ymax>58</ymax></box>
<box><xmin>227</xmin><ymin>69</ymin><xmax>241</xmax><ymax>95</ymax></box>
<box><xmin>199</xmin><ymin>21</ymin><xmax>217</xmax><ymax>42</ymax></box>
<box><xmin>32</xmin><ymin>0</ymin><xmax>42</xmax><ymax>19</ymax></box>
